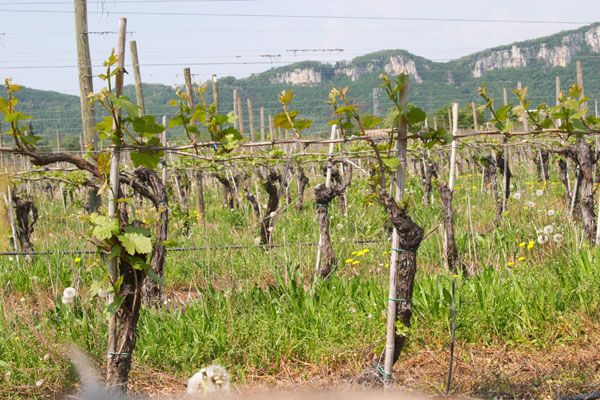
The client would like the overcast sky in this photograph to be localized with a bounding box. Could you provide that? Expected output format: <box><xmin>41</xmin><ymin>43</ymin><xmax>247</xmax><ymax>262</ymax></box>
<box><xmin>1</xmin><ymin>0</ymin><xmax>599</xmax><ymax>96</ymax></box>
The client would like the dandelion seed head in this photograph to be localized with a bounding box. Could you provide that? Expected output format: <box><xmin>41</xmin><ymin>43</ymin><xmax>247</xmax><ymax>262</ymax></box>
<box><xmin>553</xmin><ymin>233</ymin><xmax>564</xmax><ymax>243</ymax></box>
<box><xmin>536</xmin><ymin>189</ymin><xmax>544</xmax><ymax>197</ymax></box>
<box><xmin>537</xmin><ymin>235</ymin><xmax>549</xmax><ymax>245</ymax></box>
<box><xmin>543</xmin><ymin>225</ymin><xmax>554</xmax><ymax>235</ymax></box>
<box><xmin>61</xmin><ymin>287</ymin><xmax>77</xmax><ymax>304</ymax></box>
<box><xmin>547</xmin><ymin>209</ymin><xmax>555</xmax><ymax>216</ymax></box>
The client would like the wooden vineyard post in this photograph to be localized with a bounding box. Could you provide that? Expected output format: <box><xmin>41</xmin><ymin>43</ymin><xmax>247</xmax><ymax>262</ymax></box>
<box><xmin>502</xmin><ymin>88</ymin><xmax>510</xmax><ymax>213</ymax></box>
<box><xmin>161</xmin><ymin>116</ymin><xmax>167</xmax><ymax>186</ymax></box>
<box><xmin>577</xmin><ymin>61</ymin><xmax>587</xmax><ymax>116</ymax></box>
<box><xmin>441</xmin><ymin>103</ymin><xmax>460</xmax><ymax>272</ymax></box>
<box><xmin>471</xmin><ymin>101</ymin><xmax>478</xmax><ymax>132</ymax></box>
<box><xmin>212</xmin><ymin>74</ymin><xmax>220</xmax><ymax>135</ymax></box>
<box><xmin>248</xmin><ymin>98</ymin><xmax>255</xmax><ymax>152</ymax></box>
<box><xmin>518</xmin><ymin>82</ymin><xmax>528</xmax><ymax>131</ymax></box>
<box><xmin>5</xmin><ymin>177</ymin><xmax>19</xmax><ymax>263</ymax></box>
<box><xmin>383</xmin><ymin>81</ymin><xmax>409</xmax><ymax>380</ymax></box>
<box><xmin>260</xmin><ymin>106</ymin><xmax>265</xmax><ymax>151</ymax></box>
<box><xmin>233</xmin><ymin>89</ymin><xmax>239</xmax><ymax>130</ymax></box>
<box><xmin>107</xmin><ymin>16</ymin><xmax>126</xmax><ymax>383</ymax></box>
<box><xmin>74</xmin><ymin>0</ymin><xmax>100</xmax><ymax>213</ymax></box>
<box><xmin>237</xmin><ymin>96</ymin><xmax>245</xmax><ymax>136</ymax></box>
<box><xmin>184</xmin><ymin>68</ymin><xmax>205</xmax><ymax>222</ymax></box>
<box><xmin>129</xmin><ymin>40</ymin><xmax>145</xmax><ymax>116</ymax></box>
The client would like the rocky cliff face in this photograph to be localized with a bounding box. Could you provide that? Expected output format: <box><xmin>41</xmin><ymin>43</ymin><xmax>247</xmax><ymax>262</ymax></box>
<box><xmin>269</xmin><ymin>68</ymin><xmax>322</xmax><ymax>85</ymax></box>
<box><xmin>472</xmin><ymin>25</ymin><xmax>600</xmax><ymax>77</ymax></box>
<box><xmin>334</xmin><ymin>55</ymin><xmax>422</xmax><ymax>83</ymax></box>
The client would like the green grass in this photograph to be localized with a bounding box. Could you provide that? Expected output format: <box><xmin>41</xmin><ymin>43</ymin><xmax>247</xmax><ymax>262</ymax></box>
<box><xmin>0</xmin><ymin>164</ymin><xmax>599</xmax><ymax>398</ymax></box>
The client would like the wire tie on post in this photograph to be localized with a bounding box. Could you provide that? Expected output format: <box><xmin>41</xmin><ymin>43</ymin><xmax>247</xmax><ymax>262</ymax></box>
<box><xmin>389</xmin><ymin>298</ymin><xmax>411</xmax><ymax>303</ymax></box>
<box><xmin>107</xmin><ymin>352</ymin><xmax>132</xmax><ymax>357</ymax></box>
<box><xmin>392</xmin><ymin>248</ymin><xmax>414</xmax><ymax>253</ymax></box>
<box><xmin>372</xmin><ymin>363</ymin><xmax>392</xmax><ymax>380</ymax></box>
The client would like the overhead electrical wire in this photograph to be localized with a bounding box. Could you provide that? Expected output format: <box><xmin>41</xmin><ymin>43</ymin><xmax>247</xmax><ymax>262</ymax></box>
<box><xmin>0</xmin><ymin>8</ymin><xmax>591</xmax><ymax>24</ymax></box>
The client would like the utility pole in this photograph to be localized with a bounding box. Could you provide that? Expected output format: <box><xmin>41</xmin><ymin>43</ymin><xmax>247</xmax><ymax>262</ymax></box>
<box><xmin>74</xmin><ymin>0</ymin><xmax>100</xmax><ymax>212</ymax></box>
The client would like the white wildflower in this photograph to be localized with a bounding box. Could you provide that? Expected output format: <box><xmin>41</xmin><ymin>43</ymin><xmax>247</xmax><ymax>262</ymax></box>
<box><xmin>525</xmin><ymin>201</ymin><xmax>535</xmax><ymax>208</ymax></box>
<box><xmin>229</xmin><ymin>208</ymin><xmax>234</xmax><ymax>212</ymax></box>
<box><xmin>509</xmin><ymin>184</ymin><xmax>515</xmax><ymax>189</ymax></box>
<box><xmin>61</xmin><ymin>287</ymin><xmax>77</xmax><ymax>304</ymax></box>
<box><xmin>268</xmin><ymin>226</ymin><xmax>274</xmax><ymax>232</ymax></box>
<box><xmin>537</xmin><ymin>235</ymin><xmax>549</xmax><ymax>245</ymax></box>
<box><xmin>20</xmin><ymin>297</ymin><xmax>25</xmax><ymax>303</ymax></box>
<box><xmin>336</xmin><ymin>223</ymin><xmax>343</xmax><ymax>230</ymax></box>
<box><xmin>536</xmin><ymin>189</ymin><xmax>544</xmax><ymax>197</ymax></box>
<box><xmin>553</xmin><ymin>233</ymin><xmax>564</xmax><ymax>243</ymax></box>
<box><xmin>513</xmin><ymin>192</ymin><xmax>521</xmax><ymax>200</ymax></box>
<box><xmin>547</xmin><ymin>209</ymin><xmax>555</xmax><ymax>216</ymax></box>
<box><xmin>42</xmin><ymin>354</ymin><xmax>49</xmax><ymax>361</ymax></box>
<box><xmin>187</xmin><ymin>365</ymin><xmax>230</xmax><ymax>395</ymax></box>
<box><xmin>35</xmin><ymin>379</ymin><xmax>44</xmax><ymax>388</ymax></box>
<box><xmin>543</xmin><ymin>225</ymin><xmax>554</xmax><ymax>235</ymax></box>
<box><xmin>8</xmin><ymin>257</ymin><xmax>13</xmax><ymax>262</ymax></box>
<box><xmin>254</xmin><ymin>237</ymin><xmax>261</xmax><ymax>245</ymax></box>
<box><xmin>269</xmin><ymin>211</ymin><xmax>276</xmax><ymax>218</ymax></box>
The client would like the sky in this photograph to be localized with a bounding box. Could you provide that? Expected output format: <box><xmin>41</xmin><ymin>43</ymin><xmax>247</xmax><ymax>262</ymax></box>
<box><xmin>0</xmin><ymin>0</ymin><xmax>599</xmax><ymax>96</ymax></box>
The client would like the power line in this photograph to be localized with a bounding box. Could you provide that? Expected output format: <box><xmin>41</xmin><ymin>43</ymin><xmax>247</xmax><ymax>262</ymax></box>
<box><xmin>0</xmin><ymin>8</ymin><xmax>592</xmax><ymax>24</ymax></box>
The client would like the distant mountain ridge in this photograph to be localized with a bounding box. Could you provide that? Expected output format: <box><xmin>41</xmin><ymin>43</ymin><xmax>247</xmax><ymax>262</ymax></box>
<box><xmin>4</xmin><ymin>22</ymin><xmax>600</xmax><ymax>149</ymax></box>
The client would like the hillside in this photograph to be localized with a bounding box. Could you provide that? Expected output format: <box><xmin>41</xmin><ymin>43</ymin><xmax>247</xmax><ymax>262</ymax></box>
<box><xmin>3</xmin><ymin>22</ymin><xmax>600</xmax><ymax>148</ymax></box>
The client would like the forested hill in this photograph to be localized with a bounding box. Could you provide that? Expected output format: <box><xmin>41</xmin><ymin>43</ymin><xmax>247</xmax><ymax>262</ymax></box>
<box><xmin>4</xmin><ymin>22</ymin><xmax>600</xmax><ymax>150</ymax></box>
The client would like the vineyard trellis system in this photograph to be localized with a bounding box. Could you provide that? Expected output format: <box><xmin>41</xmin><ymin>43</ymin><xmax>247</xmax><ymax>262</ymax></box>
<box><xmin>2</xmin><ymin>15</ymin><xmax>600</xmax><ymax>398</ymax></box>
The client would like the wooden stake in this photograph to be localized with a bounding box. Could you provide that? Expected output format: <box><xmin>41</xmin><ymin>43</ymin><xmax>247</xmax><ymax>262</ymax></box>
<box><xmin>576</xmin><ymin>61</ymin><xmax>587</xmax><ymax>116</ymax></box>
<box><xmin>471</xmin><ymin>101</ymin><xmax>478</xmax><ymax>131</ymax></box>
<box><xmin>107</xmin><ymin>16</ymin><xmax>127</xmax><ymax>376</ymax></box>
<box><xmin>129</xmin><ymin>40</ymin><xmax>145</xmax><ymax>116</ymax></box>
<box><xmin>211</xmin><ymin>74</ymin><xmax>220</xmax><ymax>134</ymax></box>
<box><xmin>184</xmin><ymin>68</ymin><xmax>196</xmax><ymax>130</ymax></box>
<box><xmin>247</xmin><ymin>98</ymin><xmax>255</xmax><ymax>146</ymax></box>
<box><xmin>237</xmin><ymin>96</ymin><xmax>245</xmax><ymax>136</ymax></box>
<box><xmin>74</xmin><ymin>0</ymin><xmax>97</xmax><ymax>151</ymax></box>
<box><xmin>449</xmin><ymin>103</ymin><xmax>459</xmax><ymax>191</ymax></box>
<box><xmin>260</xmin><ymin>107</ymin><xmax>265</xmax><ymax>141</ymax></box>
<box><xmin>233</xmin><ymin>89</ymin><xmax>239</xmax><ymax>130</ymax></box>
<box><xmin>161</xmin><ymin>115</ymin><xmax>167</xmax><ymax>185</ymax></box>
<box><xmin>384</xmin><ymin>81</ymin><xmax>409</xmax><ymax>380</ymax></box>
<box><xmin>502</xmin><ymin>88</ymin><xmax>509</xmax><ymax>212</ymax></box>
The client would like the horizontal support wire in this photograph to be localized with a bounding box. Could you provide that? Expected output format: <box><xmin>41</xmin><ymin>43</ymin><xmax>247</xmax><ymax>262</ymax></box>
<box><xmin>0</xmin><ymin>239</ymin><xmax>381</xmax><ymax>257</ymax></box>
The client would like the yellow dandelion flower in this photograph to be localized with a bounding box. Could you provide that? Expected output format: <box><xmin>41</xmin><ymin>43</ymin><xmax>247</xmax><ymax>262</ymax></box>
<box><xmin>527</xmin><ymin>241</ymin><xmax>534</xmax><ymax>249</ymax></box>
<box><xmin>519</xmin><ymin>242</ymin><xmax>526</xmax><ymax>247</ymax></box>
<box><xmin>385</xmin><ymin>263</ymin><xmax>390</xmax><ymax>268</ymax></box>
<box><xmin>518</xmin><ymin>256</ymin><xmax>525</xmax><ymax>261</ymax></box>
<box><xmin>507</xmin><ymin>261</ymin><xmax>515</xmax><ymax>266</ymax></box>
<box><xmin>74</xmin><ymin>257</ymin><xmax>81</xmax><ymax>263</ymax></box>
<box><xmin>351</xmin><ymin>251</ymin><xmax>358</xmax><ymax>256</ymax></box>
<box><xmin>345</xmin><ymin>258</ymin><xmax>353</xmax><ymax>264</ymax></box>
<box><xmin>352</xmin><ymin>260</ymin><xmax>360</xmax><ymax>265</ymax></box>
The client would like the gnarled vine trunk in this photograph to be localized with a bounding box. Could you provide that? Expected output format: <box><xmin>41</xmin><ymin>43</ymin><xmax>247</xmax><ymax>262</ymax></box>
<box><xmin>297</xmin><ymin>166</ymin><xmax>309</xmax><ymax>211</ymax></box>
<box><xmin>314</xmin><ymin>161</ymin><xmax>352</xmax><ymax>279</ymax></box>
<box><xmin>259</xmin><ymin>170</ymin><xmax>281</xmax><ymax>245</ymax></box>
<box><xmin>439</xmin><ymin>183</ymin><xmax>461</xmax><ymax>273</ymax></box>
<box><xmin>557</xmin><ymin>138</ymin><xmax>597</xmax><ymax>241</ymax></box>
<box><xmin>132</xmin><ymin>168</ymin><xmax>168</xmax><ymax>308</ymax></box>
<box><xmin>12</xmin><ymin>193</ymin><xmax>38</xmax><ymax>255</ymax></box>
<box><xmin>379</xmin><ymin>190</ymin><xmax>424</xmax><ymax>364</ymax></box>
